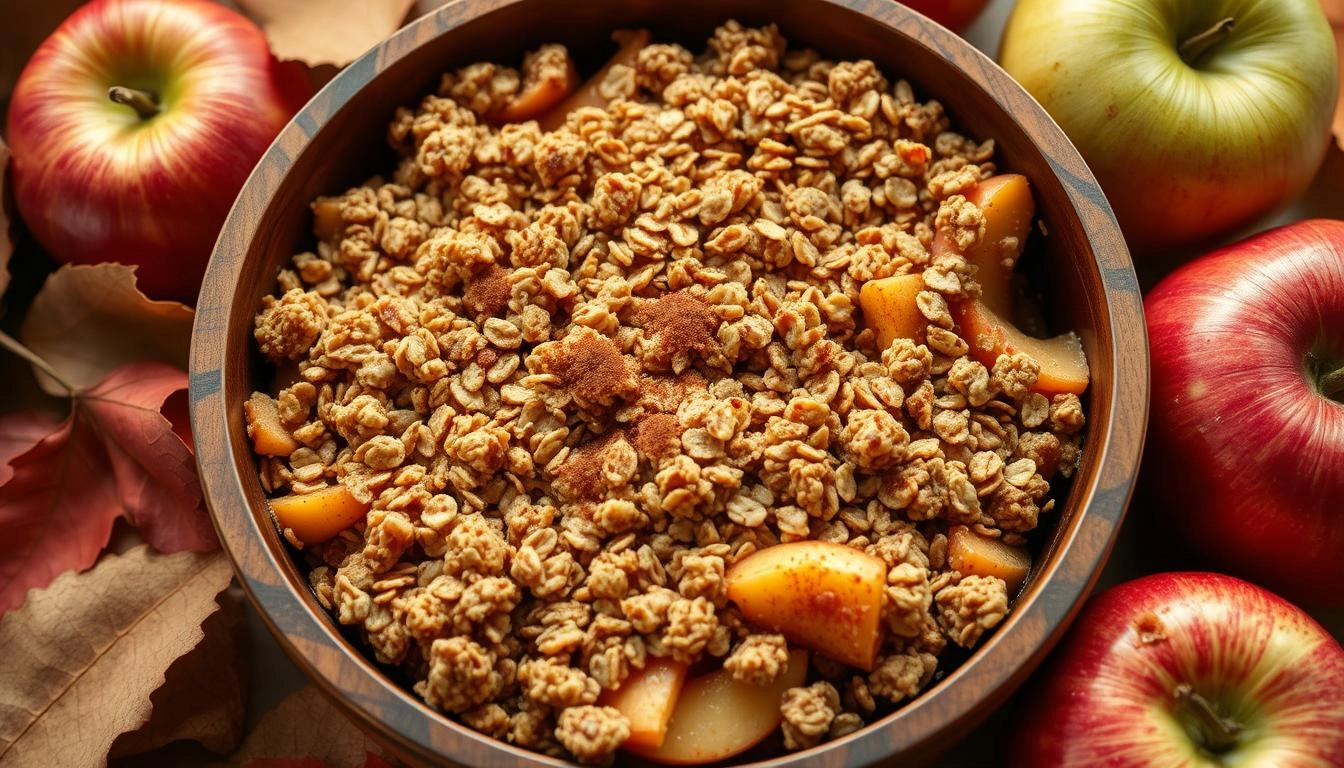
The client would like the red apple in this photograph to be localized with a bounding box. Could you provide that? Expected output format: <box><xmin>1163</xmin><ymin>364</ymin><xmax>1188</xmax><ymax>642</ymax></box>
<box><xmin>6</xmin><ymin>0</ymin><xmax>311</xmax><ymax>303</ymax></box>
<box><xmin>898</xmin><ymin>0</ymin><xmax>990</xmax><ymax>32</ymax></box>
<box><xmin>1144</xmin><ymin>219</ymin><xmax>1344</xmax><ymax>605</ymax></box>
<box><xmin>1011</xmin><ymin>572</ymin><xmax>1344</xmax><ymax>767</ymax></box>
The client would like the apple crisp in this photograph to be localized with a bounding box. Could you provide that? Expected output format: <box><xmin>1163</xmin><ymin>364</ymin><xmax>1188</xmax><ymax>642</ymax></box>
<box><xmin>249</xmin><ymin>20</ymin><xmax>1086</xmax><ymax>765</ymax></box>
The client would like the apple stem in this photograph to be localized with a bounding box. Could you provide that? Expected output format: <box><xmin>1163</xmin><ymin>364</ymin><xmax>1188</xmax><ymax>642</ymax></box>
<box><xmin>1179</xmin><ymin>17</ymin><xmax>1235</xmax><ymax>67</ymax></box>
<box><xmin>1173</xmin><ymin>684</ymin><xmax>1241</xmax><ymax>754</ymax></box>
<box><xmin>108</xmin><ymin>86</ymin><xmax>161</xmax><ymax>120</ymax></box>
<box><xmin>1322</xmin><ymin>363</ymin><xmax>1344</xmax><ymax>402</ymax></box>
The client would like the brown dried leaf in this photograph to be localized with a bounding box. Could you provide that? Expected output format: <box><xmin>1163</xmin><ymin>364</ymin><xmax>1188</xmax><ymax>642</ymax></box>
<box><xmin>1324</xmin><ymin>0</ymin><xmax>1344</xmax><ymax>150</ymax></box>
<box><xmin>20</xmin><ymin>263</ymin><xmax>194</xmax><ymax>397</ymax></box>
<box><xmin>0</xmin><ymin>546</ymin><xmax>234</xmax><ymax>767</ymax></box>
<box><xmin>0</xmin><ymin>361</ymin><xmax>214</xmax><ymax>614</ymax></box>
<box><xmin>110</xmin><ymin>585</ymin><xmax>248</xmax><ymax>758</ymax></box>
<box><xmin>237</xmin><ymin>0</ymin><xmax>418</xmax><ymax>67</ymax></box>
<box><xmin>227</xmin><ymin>686</ymin><xmax>385</xmax><ymax>766</ymax></box>
<box><xmin>1</xmin><ymin>136</ymin><xmax>11</xmax><ymax>300</ymax></box>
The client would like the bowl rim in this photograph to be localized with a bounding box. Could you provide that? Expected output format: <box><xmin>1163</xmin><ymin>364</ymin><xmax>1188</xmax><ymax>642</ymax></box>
<box><xmin>189</xmin><ymin>0</ymin><xmax>1149</xmax><ymax>764</ymax></box>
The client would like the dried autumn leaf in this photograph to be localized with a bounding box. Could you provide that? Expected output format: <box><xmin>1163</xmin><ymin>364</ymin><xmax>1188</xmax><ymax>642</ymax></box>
<box><xmin>20</xmin><ymin>263</ymin><xmax>194</xmax><ymax>397</ymax></box>
<box><xmin>0</xmin><ymin>409</ymin><xmax>61</xmax><ymax>486</ymax></box>
<box><xmin>110</xmin><ymin>585</ymin><xmax>248</xmax><ymax>758</ymax></box>
<box><xmin>0</xmin><ymin>136</ymin><xmax>11</xmax><ymax>300</ymax></box>
<box><xmin>1323</xmin><ymin>0</ymin><xmax>1344</xmax><ymax>150</ymax></box>
<box><xmin>0</xmin><ymin>546</ymin><xmax>234</xmax><ymax>767</ymax></box>
<box><xmin>0</xmin><ymin>360</ymin><xmax>215</xmax><ymax>613</ymax></box>
<box><xmin>228</xmin><ymin>686</ymin><xmax>386</xmax><ymax>766</ymax></box>
<box><xmin>236</xmin><ymin>0</ymin><xmax>418</xmax><ymax>67</ymax></box>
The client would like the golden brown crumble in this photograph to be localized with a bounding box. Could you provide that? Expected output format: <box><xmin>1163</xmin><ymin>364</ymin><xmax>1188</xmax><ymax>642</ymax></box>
<box><xmin>249</xmin><ymin>22</ymin><xmax>1087</xmax><ymax>765</ymax></box>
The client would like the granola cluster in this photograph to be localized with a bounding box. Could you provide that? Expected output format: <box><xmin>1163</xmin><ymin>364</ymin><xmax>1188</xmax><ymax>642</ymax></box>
<box><xmin>251</xmin><ymin>21</ymin><xmax>1085</xmax><ymax>765</ymax></box>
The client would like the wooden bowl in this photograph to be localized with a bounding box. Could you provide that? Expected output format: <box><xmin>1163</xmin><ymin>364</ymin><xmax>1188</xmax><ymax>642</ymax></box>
<box><xmin>190</xmin><ymin>0</ymin><xmax>1147</xmax><ymax>764</ymax></box>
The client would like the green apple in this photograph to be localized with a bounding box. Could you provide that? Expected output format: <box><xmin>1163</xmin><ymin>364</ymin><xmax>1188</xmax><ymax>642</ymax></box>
<box><xmin>999</xmin><ymin>0</ymin><xmax>1337</xmax><ymax>256</ymax></box>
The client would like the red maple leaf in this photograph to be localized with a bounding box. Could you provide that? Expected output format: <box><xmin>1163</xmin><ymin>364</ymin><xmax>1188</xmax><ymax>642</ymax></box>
<box><xmin>0</xmin><ymin>361</ymin><xmax>216</xmax><ymax>613</ymax></box>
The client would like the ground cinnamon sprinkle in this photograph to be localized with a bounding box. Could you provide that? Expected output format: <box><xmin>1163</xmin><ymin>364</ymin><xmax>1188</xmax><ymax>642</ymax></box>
<box><xmin>463</xmin><ymin>264</ymin><xmax>510</xmax><ymax>318</ymax></box>
<box><xmin>554</xmin><ymin>430</ymin><xmax>632</xmax><ymax>502</ymax></box>
<box><xmin>634</xmin><ymin>290</ymin><xmax>723</xmax><ymax>367</ymax></box>
<box><xmin>631</xmin><ymin>412</ymin><xmax>680</xmax><ymax>460</ymax></box>
<box><xmin>551</xmin><ymin>331</ymin><xmax>639</xmax><ymax>408</ymax></box>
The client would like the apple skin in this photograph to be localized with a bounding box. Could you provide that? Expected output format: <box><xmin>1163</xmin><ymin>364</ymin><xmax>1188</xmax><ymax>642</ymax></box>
<box><xmin>898</xmin><ymin>0</ymin><xmax>990</xmax><ymax>32</ymax></box>
<box><xmin>1010</xmin><ymin>572</ymin><xmax>1344</xmax><ymax>767</ymax></box>
<box><xmin>999</xmin><ymin>0</ymin><xmax>1337</xmax><ymax>255</ymax></box>
<box><xmin>6</xmin><ymin>0</ymin><xmax>311</xmax><ymax>302</ymax></box>
<box><xmin>1143</xmin><ymin>219</ymin><xmax>1344</xmax><ymax>606</ymax></box>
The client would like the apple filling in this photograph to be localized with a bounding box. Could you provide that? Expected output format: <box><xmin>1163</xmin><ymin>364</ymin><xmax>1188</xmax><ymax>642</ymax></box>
<box><xmin>246</xmin><ymin>21</ymin><xmax>1088</xmax><ymax>765</ymax></box>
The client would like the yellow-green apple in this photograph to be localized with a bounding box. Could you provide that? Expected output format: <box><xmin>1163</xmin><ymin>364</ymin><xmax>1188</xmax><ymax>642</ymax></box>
<box><xmin>6</xmin><ymin>0</ymin><xmax>310</xmax><ymax>302</ymax></box>
<box><xmin>1010</xmin><ymin>572</ymin><xmax>1344</xmax><ymax>766</ymax></box>
<box><xmin>1144</xmin><ymin>219</ymin><xmax>1344</xmax><ymax>605</ymax></box>
<box><xmin>999</xmin><ymin>0</ymin><xmax>1338</xmax><ymax>255</ymax></box>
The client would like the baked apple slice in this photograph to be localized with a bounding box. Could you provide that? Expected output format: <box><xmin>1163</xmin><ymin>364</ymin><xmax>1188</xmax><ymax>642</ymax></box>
<box><xmin>538</xmin><ymin>29</ymin><xmax>650</xmax><ymax>130</ymax></box>
<box><xmin>953</xmin><ymin>299</ymin><xmax>1088</xmax><ymax>396</ymax></box>
<box><xmin>946</xmin><ymin>525</ymin><xmax>1032</xmax><ymax>593</ymax></box>
<box><xmin>930</xmin><ymin>173</ymin><xmax>1089</xmax><ymax>395</ymax></box>
<box><xmin>624</xmin><ymin>649</ymin><xmax>808</xmax><ymax>764</ymax></box>
<box><xmin>934</xmin><ymin>173</ymin><xmax>1035</xmax><ymax>315</ymax></box>
<box><xmin>492</xmin><ymin>50</ymin><xmax>580</xmax><ymax>124</ymax></box>
<box><xmin>244</xmin><ymin>391</ymin><xmax>298</xmax><ymax>457</ymax></box>
<box><xmin>599</xmin><ymin>657</ymin><xmax>689</xmax><ymax>750</ymax></box>
<box><xmin>725</xmin><ymin>541</ymin><xmax>885</xmax><ymax>670</ymax></box>
<box><xmin>268</xmin><ymin>483</ymin><xmax>370</xmax><ymax>545</ymax></box>
<box><xmin>858</xmin><ymin>272</ymin><xmax>925</xmax><ymax>351</ymax></box>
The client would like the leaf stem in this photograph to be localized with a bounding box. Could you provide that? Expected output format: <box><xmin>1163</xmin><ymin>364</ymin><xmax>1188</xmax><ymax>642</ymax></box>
<box><xmin>108</xmin><ymin>86</ymin><xmax>161</xmax><ymax>120</ymax></box>
<box><xmin>1179</xmin><ymin>18</ymin><xmax>1235</xmax><ymax>67</ymax></box>
<box><xmin>1173</xmin><ymin>683</ymin><xmax>1241</xmax><ymax>754</ymax></box>
<box><xmin>0</xmin><ymin>330</ymin><xmax>75</xmax><ymax>396</ymax></box>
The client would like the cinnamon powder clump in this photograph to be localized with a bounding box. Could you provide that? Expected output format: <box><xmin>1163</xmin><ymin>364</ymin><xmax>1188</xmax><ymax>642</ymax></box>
<box><xmin>633</xmin><ymin>291</ymin><xmax>723</xmax><ymax>370</ymax></box>
<box><xmin>632</xmin><ymin>413</ymin><xmax>680</xmax><ymax>460</ymax></box>
<box><xmin>554</xmin><ymin>430</ymin><xmax>632</xmax><ymax>502</ymax></box>
<box><xmin>463</xmin><ymin>264</ymin><xmax>510</xmax><ymax>318</ymax></box>
<box><xmin>546</xmin><ymin>330</ymin><xmax>639</xmax><ymax>408</ymax></box>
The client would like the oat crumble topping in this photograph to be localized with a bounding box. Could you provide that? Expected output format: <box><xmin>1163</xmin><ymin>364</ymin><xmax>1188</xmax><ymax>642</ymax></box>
<box><xmin>249</xmin><ymin>21</ymin><xmax>1086</xmax><ymax>764</ymax></box>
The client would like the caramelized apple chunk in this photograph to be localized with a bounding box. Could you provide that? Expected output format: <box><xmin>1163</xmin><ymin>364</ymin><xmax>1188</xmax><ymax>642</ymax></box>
<box><xmin>244</xmin><ymin>391</ymin><xmax>298</xmax><ymax>457</ymax></box>
<box><xmin>947</xmin><ymin>525</ymin><xmax>1032</xmax><ymax>593</ymax></box>
<box><xmin>725</xmin><ymin>541</ymin><xmax>886</xmax><ymax>670</ymax></box>
<box><xmin>269</xmin><ymin>483</ymin><xmax>370</xmax><ymax>545</ymax></box>
<box><xmin>599</xmin><ymin>657</ymin><xmax>688</xmax><ymax>750</ymax></box>
<box><xmin>491</xmin><ymin>45</ymin><xmax>580</xmax><ymax>124</ymax></box>
<box><xmin>858</xmin><ymin>272</ymin><xmax>925</xmax><ymax>352</ymax></box>
<box><xmin>953</xmin><ymin>298</ymin><xmax>1089</xmax><ymax>396</ymax></box>
<box><xmin>624</xmin><ymin>650</ymin><xmax>808</xmax><ymax>764</ymax></box>
<box><xmin>538</xmin><ymin>29</ymin><xmax>650</xmax><ymax>130</ymax></box>
<box><xmin>934</xmin><ymin>173</ymin><xmax>1035</xmax><ymax>315</ymax></box>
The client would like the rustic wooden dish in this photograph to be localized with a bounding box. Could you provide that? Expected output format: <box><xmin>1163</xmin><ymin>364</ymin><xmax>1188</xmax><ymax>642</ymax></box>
<box><xmin>189</xmin><ymin>0</ymin><xmax>1148</xmax><ymax>765</ymax></box>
